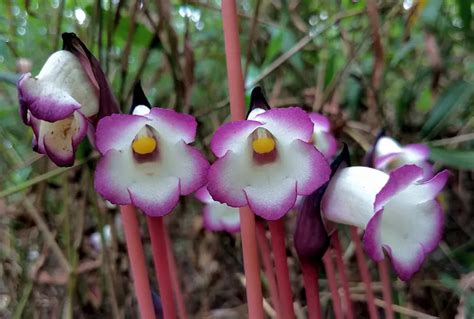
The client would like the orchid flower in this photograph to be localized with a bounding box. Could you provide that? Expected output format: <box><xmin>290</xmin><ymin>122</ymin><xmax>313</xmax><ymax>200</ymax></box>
<box><xmin>208</xmin><ymin>87</ymin><xmax>330</xmax><ymax>220</ymax></box>
<box><xmin>321</xmin><ymin>164</ymin><xmax>449</xmax><ymax>280</ymax></box>
<box><xmin>309</xmin><ymin>113</ymin><xmax>338</xmax><ymax>159</ymax></box>
<box><xmin>94</xmin><ymin>83</ymin><xmax>209</xmax><ymax>217</ymax></box>
<box><xmin>195</xmin><ymin>187</ymin><xmax>240</xmax><ymax>233</ymax></box>
<box><xmin>372</xmin><ymin>136</ymin><xmax>432</xmax><ymax>176</ymax></box>
<box><xmin>17</xmin><ymin>33</ymin><xmax>118</xmax><ymax>166</ymax></box>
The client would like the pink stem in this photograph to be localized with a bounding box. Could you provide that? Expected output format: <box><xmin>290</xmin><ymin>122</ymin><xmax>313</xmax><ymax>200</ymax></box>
<box><xmin>255</xmin><ymin>221</ymin><xmax>281</xmax><ymax>318</ymax></box>
<box><xmin>221</xmin><ymin>2</ymin><xmax>264</xmax><ymax>318</ymax></box>
<box><xmin>164</xmin><ymin>224</ymin><xmax>188</xmax><ymax>319</ymax></box>
<box><xmin>332</xmin><ymin>232</ymin><xmax>355</xmax><ymax>319</ymax></box>
<box><xmin>378</xmin><ymin>259</ymin><xmax>394</xmax><ymax>319</ymax></box>
<box><xmin>301</xmin><ymin>262</ymin><xmax>322</xmax><ymax>319</ymax></box>
<box><xmin>147</xmin><ymin>216</ymin><xmax>176</xmax><ymax>319</ymax></box>
<box><xmin>350</xmin><ymin>226</ymin><xmax>379</xmax><ymax>319</ymax></box>
<box><xmin>268</xmin><ymin>219</ymin><xmax>295</xmax><ymax>319</ymax></box>
<box><xmin>322</xmin><ymin>250</ymin><xmax>344</xmax><ymax>319</ymax></box>
<box><xmin>119</xmin><ymin>205</ymin><xmax>156</xmax><ymax>319</ymax></box>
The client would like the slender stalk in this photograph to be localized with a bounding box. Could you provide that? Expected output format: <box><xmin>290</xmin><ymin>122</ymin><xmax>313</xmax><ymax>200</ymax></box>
<box><xmin>163</xmin><ymin>224</ymin><xmax>188</xmax><ymax>319</ymax></box>
<box><xmin>255</xmin><ymin>221</ymin><xmax>281</xmax><ymax>318</ymax></box>
<box><xmin>268</xmin><ymin>219</ymin><xmax>295</xmax><ymax>319</ymax></box>
<box><xmin>378</xmin><ymin>259</ymin><xmax>394</xmax><ymax>319</ymax></box>
<box><xmin>221</xmin><ymin>2</ymin><xmax>264</xmax><ymax>317</ymax></box>
<box><xmin>350</xmin><ymin>226</ymin><xmax>379</xmax><ymax>319</ymax></box>
<box><xmin>332</xmin><ymin>232</ymin><xmax>355</xmax><ymax>319</ymax></box>
<box><xmin>301</xmin><ymin>262</ymin><xmax>322</xmax><ymax>319</ymax></box>
<box><xmin>322</xmin><ymin>250</ymin><xmax>344</xmax><ymax>319</ymax></box>
<box><xmin>119</xmin><ymin>205</ymin><xmax>156</xmax><ymax>319</ymax></box>
<box><xmin>147</xmin><ymin>216</ymin><xmax>176</xmax><ymax>319</ymax></box>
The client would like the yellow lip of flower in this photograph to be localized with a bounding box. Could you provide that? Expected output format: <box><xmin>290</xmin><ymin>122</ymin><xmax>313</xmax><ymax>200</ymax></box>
<box><xmin>252</xmin><ymin>137</ymin><xmax>276</xmax><ymax>154</ymax></box>
<box><xmin>132</xmin><ymin>136</ymin><xmax>157</xmax><ymax>155</ymax></box>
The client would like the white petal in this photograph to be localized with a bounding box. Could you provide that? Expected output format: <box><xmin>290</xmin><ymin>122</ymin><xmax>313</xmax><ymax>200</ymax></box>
<box><xmin>322</xmin><ymin>167</ymin><xmax>388</xmax><ymax>228</ymax></box>
<box><xmin>374</xmin><ymin>137</ymin><xmax>402</xmax><ymax>158</ymax></box>
<box><xmin>36</xmin><ymin>50</ymin><xmax>99</xmax><ymax>117</ymax></box>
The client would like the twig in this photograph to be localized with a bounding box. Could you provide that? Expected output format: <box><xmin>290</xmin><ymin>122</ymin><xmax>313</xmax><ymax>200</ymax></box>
<box><xmin>350</xmin><ymin>294</ymin><xmax>438</xmax><ymax>319</ymax></box>
<box><xmin>0</xmin><ymin>154</ymin><xmax>98</xmax><ymax>198</ymax></box>
<box><xmin>23</xmin><ymin>195</ymin><xmax>72</xmax><ymax>273</ymax></box>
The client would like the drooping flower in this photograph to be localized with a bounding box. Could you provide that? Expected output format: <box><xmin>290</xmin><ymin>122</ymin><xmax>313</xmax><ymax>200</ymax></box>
<box><xmin>195</xmin><ymin>187</ymin><xmax>240</xmax><ymax>233</ymax></box>
<box><xmin>371</xmin><ymin>136</ymin><xmax>432</xmax><ymax>176</ymax></box>
<box><xmin>17</xmin><ymin>32</ymin><xmax>118</xmax><ymax>166</ymax></box>
<box><xmin>208</xmin><ymin>87</ymin><xmax>331</xmax><ymax>220</ymax></box>
<box><xmin>94</xmin><ymin>83</ymin><xmax>209</xmax><ymax>217</ymax></box>
<box><xmin>294</xmin><ymin>144</ymin><xmax>349</xmax><ymax>265</ymax></box>
<box><xmin>309</xmin><ymin>113</ymin><xmax>338</xmax><ymax>159</ymax></box>
<box><xmin>321</xmin><ymin>164</ymin><xmax>449</xmax><ymax>280</ymax></box>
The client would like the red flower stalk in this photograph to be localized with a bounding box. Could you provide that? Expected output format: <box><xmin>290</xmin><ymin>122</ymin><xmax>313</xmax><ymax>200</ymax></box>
<box><xmin>221</xmin><ymin>2</ymin><xmax>264</xmax><ymax>317</ymax></box>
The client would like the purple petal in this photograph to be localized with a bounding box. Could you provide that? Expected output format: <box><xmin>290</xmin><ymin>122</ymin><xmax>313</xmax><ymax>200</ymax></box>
<box><xmin>309</xmin><ymin>112</ymin><xmax>331</xmax><ymax>131</ymax></box>
<box><xmin>210</xmin><ymin>120</ymin><xmax>261</xmax><ymax>157</ymax></box>
<box><xmin>254</xmin><ymin>107</ymin><xmax>314</xmax><ymax>143</ymax></box>
<box><xmin>146</xmin><ymin>108</ymin><xmax>198</xmax><ymax>144</ymax></box>
<box><xmin>244</xmin><ymin>178</ymin><xmax>297</xmax><ymax>220</ymax></box>
<box><xmin>95</xmin><ymin>114</ymin><xmax>149</xmax><ymax>154</ymax></box>
<box><xmin>18</xmin><ymin>73</ymin><xmax>81</xmax><ymax>122</ymax></box>
<box><xmin>374</xmin><ymin>164</ymin><xmax>424</xmax><ymax>211</ymax></box>
<box><xmin>128</xmin><ymin>177</ymin><xmax>180</xmax><ymax>217</ymax></box>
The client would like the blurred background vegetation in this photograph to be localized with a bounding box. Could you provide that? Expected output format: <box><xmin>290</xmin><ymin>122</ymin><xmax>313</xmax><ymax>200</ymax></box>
<box><xmin>0</xmin><ymin>0</ymin><xmax>473</xmax><ymax>318</ymax></box>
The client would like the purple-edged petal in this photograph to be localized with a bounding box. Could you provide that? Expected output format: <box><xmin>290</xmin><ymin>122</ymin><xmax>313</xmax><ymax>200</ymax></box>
<box><xmin>203</xmin><ymin>204</ymin><xmax>240</xmax><ymax>233</ymax></box>
<box><xmin>128</xmin><ymin>177</ymin><xmax>180</xmax><ymax>217</ymax></box>
<box><xmin>208</xmin><ymin>139</ymin><xmax>330</xmax><ymax>218</ymax></box>
<box><xmin>403</xmin><ymin>144</ymin><xmax>430</xmax><ymax>161</ymax></box>
<box><xmin>313</xmin><ymin>130</ymin><xmax>338</xmax><ymax>159</ymax></box>
<box><xmin>374</xmin><ymin>165</ymin><xmax>424</xmax><ymax>211</ymax></box>
<box><xmin>195</xmin><ymin>186</ymin><xmax>213</xmax><ymax>203</ymax></box>
<box><xmin>95</xmin><ymin>114</ymin><xmax>149</xmax><ymax>154</ymax></box>
<box><xmin>254</xmin><ymin>107</ymin><xmax>314</xmax><ymax>144</ymax></box>
<box><xmin>146</xmin><ymin>108</ymin><xmax>198</xmax><ymax>144</ymax></box>
<box><xmin>33</xmin><ymin>111</ymin><xmax>88</xmax><ymax>166</ymax></box>
<box><xmin>18</xmin><ymin>73</ymin><xmax>81</xmax><ymax>122</ymax></box>
<box><xmin>363</xmin><ymin>199</ymin><xmax>444</xmax><ymax>281</ymax></box>
<box><xmin>282</xmin><ymin>139</ymin><xmax>330</xmax><ymax>195</ymax></box>
<box><xmin>309</xmin><ymin>113</ymin><xmax>331</xmax><ymax>131</ymax></box>
<box><xmin>374</xmin><ymin>137</ymin><xmax>402</xmax><ymax>158</ymax></box>
<box><xmin>244</xmin><ymin>178</ymin><xmax>297</xmax><ymax>220</ymax></box>
<box><xmin>207</xmin><ymin>151</ymin><xmax>248</xmax><ymax>207</ymax></box>
<box><xmin>373</xmin><ymin>152</ymin><xmax>400</xmax><ymax>170</ymax></box>
<box><xmin>94</xmin><ymin>139</ymin><xmax>208</xmax><ymax>216</ymax></box>
<box><xmin>158</xmin><ymin>141</ymin><xmax>209</xmax><ymax>195</ymax></box>
<box><xmin>210</xmin><ymin>120</ymin><xmax>262</xmax><ymax>157</ymax></box>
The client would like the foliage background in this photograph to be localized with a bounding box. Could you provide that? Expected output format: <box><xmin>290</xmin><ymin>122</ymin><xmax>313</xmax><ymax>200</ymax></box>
<box><xmin>0</xmin><ymin>0</ymin><xmax>473</xmax><ymax>318</ymax></box>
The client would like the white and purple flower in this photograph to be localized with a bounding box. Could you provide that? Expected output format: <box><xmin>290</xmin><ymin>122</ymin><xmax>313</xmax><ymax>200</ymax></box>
<box><xmin>17</xmin><ymin>33</ymin><xmax>118</xmax><ymax>166</ymax></box>
<box><xmin>321</xmin><ymin>164</ymin><xmax>449</xmax><ymax>280</ymax></box>
<box><xmin>372</xmin><ymin>136</ymin><xmax>432</xmax><ymax>176</ymax></box>
<box><xmin>94</xmin><ymin>85</ymin><xmax>209</xmax><ymax>217</ymax></box>
<box><xmin>309</xmin><ymin>113</ymin><xmax>338</xmax><ymax>159</ymax></box>
<box><xmin>195</xmin><ymin>187</ymin><xmax>240</xmax><ymax>233</ymax></box>
<box><xmin>207</xmin><ymin>87</ymin><xmax>331</xmax><ymax>220</ymax></box>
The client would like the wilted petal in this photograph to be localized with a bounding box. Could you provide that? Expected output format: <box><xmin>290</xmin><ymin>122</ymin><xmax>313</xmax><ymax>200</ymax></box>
<box><xmin>30</xmin><ymin>111</ymin><xmax>88</xmax><ymax>166</ymax></box>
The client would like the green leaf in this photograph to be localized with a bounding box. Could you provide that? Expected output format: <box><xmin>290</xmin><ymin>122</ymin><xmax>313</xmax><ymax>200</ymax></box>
<box><xmin>415</xmin><ymin>86</ymin><xmax>433</xmax><ymax>111</ymax></box>
<box><xmin>456</xmin><ymin>0</ymin><xmax>472</xmax><ymax>32</ymax></box>
<box><xmin>429</xmin><ymin>147</ymin><xmax>474</xmax><ymax>170</ymax></box>
<box><xmin>264</xmin><ymin>31</ymin><xmax>284</xmax><ymax>64</ymax></box>
<box><xmin>421</xmin><ymin>80</ymin><xmax>474</xmax><ymax>138</ymax></box>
